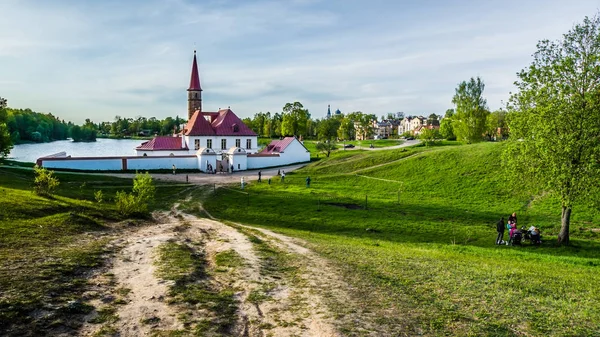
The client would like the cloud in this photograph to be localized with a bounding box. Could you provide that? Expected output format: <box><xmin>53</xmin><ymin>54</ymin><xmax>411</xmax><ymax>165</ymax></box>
<box><xmin>0</xmin><ymin>0</ymin><xmax>599</xmax><ymax>122</ymax></box>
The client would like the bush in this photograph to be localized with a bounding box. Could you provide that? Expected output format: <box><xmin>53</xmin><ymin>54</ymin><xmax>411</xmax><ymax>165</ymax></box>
<box><xmin>33</xmin><ymin>165</ymin><xmax>59</xmax><ymax>196</ymax></box>
<box><xmin>94</xmin><ymin>190</ymin><xmax>103</xmax><ymax>203</ymax></box>
<box><xmin>115</xmin><ymin>172</ymin><xmax>155</xmax><ymax>217</ymax></box>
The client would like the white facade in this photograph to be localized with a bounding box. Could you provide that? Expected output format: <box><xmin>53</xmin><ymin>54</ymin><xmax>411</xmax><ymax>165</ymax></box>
<box><xmin>185</xmin><ymin>135</ymin><xmax>258</xmax><ymax>155</ymax></box>
<box><xmin>41</xmin><ymin>157</ymin><xmax>123</xmax><ymax>171</ymax></box>
<box><xmin>136</xmin><ymin>150</ymin><xmax>189</xmax><ymax>157</ymax></box>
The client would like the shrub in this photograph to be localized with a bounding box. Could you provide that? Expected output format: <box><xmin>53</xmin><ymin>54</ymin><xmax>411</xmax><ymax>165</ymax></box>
<box><xmin>33</xmin><ymin>165</ymin><xmax>59</xmax><ymax>196</ymax></box>
<box><xmin>115</xmin><ymin>191</ymin><xmax>137</xmax><ymax>216</ymax></box>
<box><xmin>94</xmin><ymin>190</ymin><xmax>103</xmax><ymax>203</ymax></box>
<box><xmin>115</xmin><ymin>172</ymin><xmax>155</xmax><ymax>217</ymax></box>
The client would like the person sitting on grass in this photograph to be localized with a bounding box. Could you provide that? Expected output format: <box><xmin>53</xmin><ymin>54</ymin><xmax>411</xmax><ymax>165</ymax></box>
<box><xmin>528</xmin><ymin>226</ymin><xmax>541</xmax><ymax>244</ymax></box>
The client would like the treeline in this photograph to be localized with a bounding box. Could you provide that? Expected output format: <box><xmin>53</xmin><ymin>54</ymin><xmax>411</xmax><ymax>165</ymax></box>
<box><xmin>242</xmin><ymin>102</ymin><xmax>378</xmax><ymax>141</ymax></box>
<box><xmin>5</xmin><ymin>108</ymin><xmax>97</xmax><ymax>143</ymax></box>
<box><xmin>99</xmin><ymin>115</ymin><xmax>186</xmax><ymax>138</ymax></box>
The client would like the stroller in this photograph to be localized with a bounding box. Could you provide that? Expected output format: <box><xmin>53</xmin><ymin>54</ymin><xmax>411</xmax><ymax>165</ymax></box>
<box><xmin>510</xmin><ymin>230</ymin><xmax>523</xmax><ymax>246</ymax></box>
<box><xmin>523</xmin><ymin>226</ymin><xmax>542</xmax><ymax>245</ymax></box>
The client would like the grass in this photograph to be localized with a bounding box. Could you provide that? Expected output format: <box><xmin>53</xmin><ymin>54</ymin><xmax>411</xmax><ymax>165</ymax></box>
<box><xmin>203</xmin><ymin>141</ymin><xmax>600</xmax><ymax>336</ymax></box>
<box><xmin>0</xmin><ymin>167</ymin><xmax>190</xmax><ymax>335</ymax></box>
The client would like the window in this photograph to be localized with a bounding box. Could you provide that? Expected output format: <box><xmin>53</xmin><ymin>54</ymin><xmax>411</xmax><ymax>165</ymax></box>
<box><xmin>221</xmin><ymin>139</ymin><xmax>227</xmax><ymax>150</ymax></box>
<box><xmin>194</xmin><ymin>139</ymin><xmax>200</xmax><ymax>150</ymax></box>
<box><xmin>246</xmin><ymin>139</ymin><xmax>252</xmax><ymax>150</ymax></box>
<box><xmin>143</xmin><ymin>153</ymin><xmax>147</xmax><ymax>157</ymax></box>
<box><xmin>235</xmin><ymin>139</ymin><xmax>241</xmax><ymax>147</ymax></box>
<box><xmin>207</xmin><ymin>139</ymin><xmax>212</xmax><ymax>149</ymax></box>
<box><xmin>232</xmin><ymin>124</ymin><xmax>239</xmax><ymax>132</ymax></box>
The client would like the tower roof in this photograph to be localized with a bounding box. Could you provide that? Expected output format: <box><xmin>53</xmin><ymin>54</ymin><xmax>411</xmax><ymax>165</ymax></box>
<box><xmin>188</xmin><ymin>50</ymin><xmax>202</xmax><ymax>91</ymax></box>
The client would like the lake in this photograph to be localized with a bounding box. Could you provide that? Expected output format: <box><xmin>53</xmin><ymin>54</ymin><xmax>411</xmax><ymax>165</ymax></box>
<box><xmin>8</xmin><ymin>138</ymin><xmax>147</xmax><ymax>163</ymax></box>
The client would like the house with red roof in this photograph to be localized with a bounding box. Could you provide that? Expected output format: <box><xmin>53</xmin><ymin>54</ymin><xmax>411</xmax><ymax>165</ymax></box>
<box><xmin>247</xmin><ymin>137</ymin><xmax>310</xmax><ymax>169</ymax></box>
<box><xmin>136</xmin><ymin>51</ymin><xmax>258</xmax><ymax>157</ymax></box>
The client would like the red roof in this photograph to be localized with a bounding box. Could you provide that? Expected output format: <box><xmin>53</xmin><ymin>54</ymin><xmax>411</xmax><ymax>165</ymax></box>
<box><xmin>260</xmin><ymin>137</ymin><xmax>298</xmax><ymax>154</ymax></box>
<box><xmin>184</xmin><ymin>111</ymin><xmax>216</xmax><ymax>136</ymax></box>
<box><xmin>136</xmin><ymin>136</ymin><xmax>187</xmax><ymax>151</ymax></box>
<box><xmin>211</xmin><ymin>109</ymin><xmax>257</xmax><ymax>136</ymax></box>
<box><xmin>188</xmin><ymin>51</ymin><xmax>202</xmax><ymax>91</ymax></box>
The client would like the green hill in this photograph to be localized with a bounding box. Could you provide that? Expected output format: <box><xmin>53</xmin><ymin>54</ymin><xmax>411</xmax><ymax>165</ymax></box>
<box><xmin>204</xmin><ymin>142</ymin><xmax>600</xmax><ymax>336</ymax></box>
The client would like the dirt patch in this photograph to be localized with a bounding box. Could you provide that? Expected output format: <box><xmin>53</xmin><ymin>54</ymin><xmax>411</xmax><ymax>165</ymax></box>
<box><xmin>325</xmin><ymin>202</ymin><xmax>363</xmax><ymax>210</ymax></box>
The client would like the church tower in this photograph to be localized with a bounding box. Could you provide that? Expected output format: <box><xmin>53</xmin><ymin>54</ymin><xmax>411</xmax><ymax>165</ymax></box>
<box><xmin>188</xmin><ymin>50</ymin><xmax>202</xmax><ymax>120</ymax></box>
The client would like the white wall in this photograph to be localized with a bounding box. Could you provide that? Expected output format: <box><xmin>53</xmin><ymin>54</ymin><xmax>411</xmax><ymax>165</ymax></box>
<box><xmin>127</xmin><ymin>156</ymin><xmax>198</xmax><ymax>170</ymax></box>
<box><xmin>197</xmin><ymin>154</ymin><xmax>217</xmax><ymax>172</ymax></box>
<box><xmin>229</xmin><ymin>154</ymin><xmax>247</xmax><ymax>171</ymax></box>
<box><xmin>247</xmin><ymin>139</ymin><xmax>310</xmax><ymax>169</ymax></box>
<box><xmin>41</xmin><ymin>157</ymin><xmax>123</xmax><ymax>170</ymax></box>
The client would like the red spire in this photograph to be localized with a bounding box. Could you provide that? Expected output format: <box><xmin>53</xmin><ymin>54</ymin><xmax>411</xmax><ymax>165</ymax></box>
<box><xmin>188</xmin><ymin>50</ymin><xmax>202</xmax><ymax>91</ymax></box>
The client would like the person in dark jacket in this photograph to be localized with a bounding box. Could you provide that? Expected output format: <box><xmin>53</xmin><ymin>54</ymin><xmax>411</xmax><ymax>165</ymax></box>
<box><xmin>496</xmin><ymin>217</ymin><xmax>505</xmax><ymax>245</ymax></box>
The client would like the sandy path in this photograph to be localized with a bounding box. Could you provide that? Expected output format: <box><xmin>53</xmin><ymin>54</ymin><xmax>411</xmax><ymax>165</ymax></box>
<box><xmin>79</xmin><ymin>212</ymin><xmax>343</xmax><ymax>336</ymax></box>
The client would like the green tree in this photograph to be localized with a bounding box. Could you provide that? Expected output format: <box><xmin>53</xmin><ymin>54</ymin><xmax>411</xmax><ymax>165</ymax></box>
<box><xmin>440</xmin><ymin>109</ymin><xmax>456</xmax><ymax>140</ymax></box>
<box><xmin>0</xmin><ymin>98</ymin><xmax>14</xmax><ymax>157</ymax></box>
<box><xmin>337</xmin><ymin>116</ymin><xmax>355</xmax><ymax>140</ymax></box>
<box><xmin>486</xmin><ymin>109</ymin><xmax>508</xmax><ymax>140</ymax></box>
<box><xmin>316</xmin><ymin>140</ymin><xmax>337</xmax><ymax>157</ymax></box>
<box><xmin>419</xmin><ymin>127</ymin><xmax>441</xmax><ymax>146</ymax></box>
<box><xmin>452</xmin><ymin>77</ymin><xmax>489</xmax><ymax>143</ymax></box>
<box><xmin>281</xmin><ymin>102</ymin><xmax>309</xmax><ymax>137</ymax></box>
<box><xmin>503</xmin><ymin>14</ymin><xmax>600</xmax><ymax>245</ymax></box>
<box><xmin>317</xmin><ymin>118</ymin><xmax>341</xmax><ymax>141</ymax></box>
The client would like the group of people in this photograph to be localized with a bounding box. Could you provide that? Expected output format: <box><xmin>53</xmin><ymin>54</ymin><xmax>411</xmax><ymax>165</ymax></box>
<box><xmin>496</xmin><ymin>212</ymin><xmax>541</xmax><ymax>245</ymax></box>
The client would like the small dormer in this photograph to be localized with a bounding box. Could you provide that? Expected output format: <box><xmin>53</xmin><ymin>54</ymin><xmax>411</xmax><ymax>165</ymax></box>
<box><xmin>232</xmin><ymin>123</ymin><xmax>239</xmax><ymax>133</ymax></box>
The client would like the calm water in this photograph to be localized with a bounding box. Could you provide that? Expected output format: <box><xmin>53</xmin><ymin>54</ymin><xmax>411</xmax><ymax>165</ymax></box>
<box><xmin>8</xmin><ymin>138</ymin><xmax>146</xmax><ymax>163</ymax></box>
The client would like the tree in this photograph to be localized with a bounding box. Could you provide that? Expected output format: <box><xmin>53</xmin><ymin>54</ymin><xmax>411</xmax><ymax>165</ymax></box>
<box><xmin>348</xmin><ymin>112</ymin><xmax>375</xmax><ymax>140</ymax></box>
<box><xmin>281</xmin><ymin>102</ymin><xmax>310</xmax><ymax>137</ymax></box>
<box><xmin>419</xmin><ymin>127</ymin><xmax>441</xmax><ymax>146</ymax></box>
<box><xmin>316</xmin><ymin>140</ymin><xmax>337</xmax><ymax>157</ymax></box>
<box><xmin>115</xmin><ymin>172</ymin><xmax>155</xmax><ymax>216</ymax></box>
<box><xmin>440</xmin><ymin>109</ymin><xmax>456</xmax><ymax>140</ymax></box>
<box><xmin>486</xmin><ymin>109</ymin><xmax>508</xmax><ymax>140</ymax></box>
<box><xmin>503</xmin><ymin>13</ymin><xmax>600</xmax><ymax>245</ymax></box>
<box><xmin>317</xmin><ymin>118</ymin><xmax>341</xmax><ymax>141</ymax></box>
<box><xmin>0</xmin><ymin>97</ymin><xmax>14</xmax><ymax>157</ymax></box>
<box><xmin>452</xmin><ymin>77</ymin><xmax>489</xmax><ymax>143</ymax></box>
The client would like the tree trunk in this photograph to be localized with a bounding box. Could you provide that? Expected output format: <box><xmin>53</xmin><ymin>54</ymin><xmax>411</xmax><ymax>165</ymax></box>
<box><xmin>558</xmin><ymin>206</ymin><xmax>571</xmax><ymax>245</ymax></box>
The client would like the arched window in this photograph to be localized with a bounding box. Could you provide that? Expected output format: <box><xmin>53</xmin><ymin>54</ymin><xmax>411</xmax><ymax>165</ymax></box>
<box><xmin>143</xmin><ymin>153</ymin><xmax>147</xmax><ymax>157</ymax></box>
<box><xmin>170</xmin><ymin>153</ymin><xmax>174</xmax><ymax>156</ymax></box>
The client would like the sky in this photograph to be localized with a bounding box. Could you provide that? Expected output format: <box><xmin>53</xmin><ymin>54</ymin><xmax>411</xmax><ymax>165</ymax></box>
<box><xmin>0</xmin><ymin>0</ymin><xmax>598</xmax><ymax>123</ymax></box>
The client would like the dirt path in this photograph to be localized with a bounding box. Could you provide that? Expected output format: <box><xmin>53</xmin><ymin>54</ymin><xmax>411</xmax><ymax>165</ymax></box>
<box><xmin>79</xmin><ymin>210</ymin><xmax>345</xmax><ymax>336</ymax></box>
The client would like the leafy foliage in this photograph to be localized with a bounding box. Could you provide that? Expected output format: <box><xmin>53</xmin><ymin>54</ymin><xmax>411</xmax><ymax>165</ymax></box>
<box><xmin>115</xmin><ymin>172</ymin><xmax>156</xmax><ymax>216</ymax></box>
<box><xmin>452</xmin><ymin>77</ymin><xmax>489</xmax><ymax>143</ymax></box>
<box><xmin>503</xmin><ymin>13</ymin><xmax>600</xmax><ymax>244</ymax></box>
<box><xmin>33</xmin><ymin>165</ymin><xmax>60</xmax><ymax>196</ymax></box>
<box><xmin>0</xmin><ymin>98</ymin><xmax>14</xmax><ymax>157</ymax></box>
<box><xmin>439</xmin><ymin>109</ymin><xmax>456</xmax><ymax>140</ymax></box>
<box><xmin>315</xmin><ymin>140</ymin><xmax>337</xmax><ymax>157</ymax></box>
<box><xmin>419</xmin><ymin>127</ymin><xmax>441</xmax><ymax>146</ymax></box>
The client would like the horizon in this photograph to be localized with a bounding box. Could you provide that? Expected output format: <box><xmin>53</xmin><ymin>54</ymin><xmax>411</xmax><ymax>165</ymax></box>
<box><xmin>1</xmin><ymin>0</ymin><xmax>599</xmax><ymax>124</ymax></box>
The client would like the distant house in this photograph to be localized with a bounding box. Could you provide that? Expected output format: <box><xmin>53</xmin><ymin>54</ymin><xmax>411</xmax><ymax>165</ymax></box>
<box><xmin>413</xmin><ymin>124</ymin><xmax>440</xmax><ymax>136</ymax></box>
<box><xmin>247</xmin><ymin>137</ymin><xmax>310</xmax><ymax>169</ymax></box>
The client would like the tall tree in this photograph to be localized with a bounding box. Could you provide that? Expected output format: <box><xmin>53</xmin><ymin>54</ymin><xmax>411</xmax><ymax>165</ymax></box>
<box><xmin>0</xmin><ymin>97</ymin><xmax>13</xmax><ymax>157</ymax></box>
<box><xmin>281</xmin><ymin>102</ymin><xmax>309</xmax><ymax>137</ymax></box>
<box><xmin>503</xmin><ymin>14</ymin><xmax>600</xmax><ymax>245</ymax></box>
<box><xmin>452</xmin><ymin>77</ymin><xmax>489</xmax><ymax>143</ymax></box>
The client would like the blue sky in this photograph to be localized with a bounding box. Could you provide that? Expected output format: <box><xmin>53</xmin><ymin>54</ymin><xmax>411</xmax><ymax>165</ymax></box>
<box><xmin>0</xmin><ymin>0</ymin><xmax>598</xmax><ymax>123</ymax></box>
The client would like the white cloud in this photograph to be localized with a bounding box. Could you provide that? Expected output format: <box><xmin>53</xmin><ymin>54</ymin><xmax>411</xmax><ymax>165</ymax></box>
<box><xmin>0</xmin><ymin>0</ymin><xmax>599</xmax><ymax>122</ymax></box>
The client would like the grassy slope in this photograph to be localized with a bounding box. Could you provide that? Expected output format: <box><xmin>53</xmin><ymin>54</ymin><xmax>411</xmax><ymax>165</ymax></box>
<box><xmin>0</xmin><ymin>168</ymin><xmax>189</xmax><ymax>335</ymax></box>
<box><xmin>204</xmin><ymin>142</ymin><xmax>600</xmax><ymax>336</ymax></box>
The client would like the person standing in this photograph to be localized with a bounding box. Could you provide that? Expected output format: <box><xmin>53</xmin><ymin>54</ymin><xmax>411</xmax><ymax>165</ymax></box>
<box><xmin>496</xmin><ymin>217</ymin><xmax>505</xmax><ymax>245</ymax></box>
<box><xmin>281</xmin><ymin>170</ymin><xmax>286</xmax><ymax>182</ymax></box>
<box><xmin>306</xmin><ymin>176</ymin><xmax>311</xmax><ymax>188</ymax></box>
<box><xmin>258</xmin><ymin>170</ymin><xmax>262</xmax><ymax>183</ymax></box>
<box><xmin>172</xmin><ymin>164</ymin><xmax>176</xmax><ymax>175</ymax></box>
<box><xmin>230</xmin><ymin>164</ymin><xmax>234</xmax><ymax>174</ymax></box>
